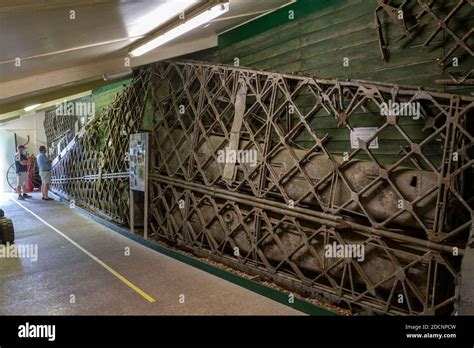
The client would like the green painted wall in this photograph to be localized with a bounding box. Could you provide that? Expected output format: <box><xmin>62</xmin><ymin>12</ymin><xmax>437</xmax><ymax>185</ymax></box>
<box><xmin>191</xmin><ymin>0</ymin><xmax>473</xmax><ymax>96</ymax></box>
<box><xmin>218</xmin><ymin>0</ymin><xmax>344</xmax><ymax>48</ymax></box>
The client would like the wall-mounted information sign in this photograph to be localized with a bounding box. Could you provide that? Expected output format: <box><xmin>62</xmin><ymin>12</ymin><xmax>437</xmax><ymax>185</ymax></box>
<box><xmin>129</xmin><ymin>133</ymin><xmax>148</xmax><ymax>192</ymax></box>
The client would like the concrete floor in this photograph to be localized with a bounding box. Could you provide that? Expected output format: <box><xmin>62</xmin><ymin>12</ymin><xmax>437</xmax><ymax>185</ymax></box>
<box><xmin>0</xmin><ymin>192</ymin><xmax>303</xmax><ymax>315</ymax></box>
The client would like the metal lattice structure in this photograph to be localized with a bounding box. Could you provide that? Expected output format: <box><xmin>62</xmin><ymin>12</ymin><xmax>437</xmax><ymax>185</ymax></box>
<box><xmin>50</xmin><ymin>71</ymin><xmax>150</xmax><ymax>224</ymax></box>
<box><xmin>44</xmin><ymin>106</ymin><xmax>79</xmax><ymax>159</ymax></box>
<box><xmin>148</xmin><ymin>61</ymin><xmax>473</xmax><ymax>315</ymax></box>
<box><xmin>375</xmin><ymin>0</ymin><xmax>473</xmax><ymax>82</ymax></box>
<box><xmin>418</xmin><ymin>0</ymin><xmax>473</xmax><ymax>69</ymax></box>
<box><xmin>46</xmin><ymin>60</ymin><xmax>473</xmax><ymax>315</ymax></box>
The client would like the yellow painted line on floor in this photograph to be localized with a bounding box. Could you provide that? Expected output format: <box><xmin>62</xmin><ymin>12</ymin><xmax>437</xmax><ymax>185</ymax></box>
<box><xmin>13</xmin><ymin>199</ymin><xmax>156</xmax><ymax>303</ymax></box>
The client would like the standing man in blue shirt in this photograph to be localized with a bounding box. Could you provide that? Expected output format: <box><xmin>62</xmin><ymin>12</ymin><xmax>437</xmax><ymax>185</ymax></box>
<box><xmin>37</xmin><ymin>146</ymin><xmax>53</xmax><ymax>201</ymax></box>
<box><xmin>14</xmin><ymin>145</ymin><xmax>32</xmax><ymax>201</ymax></box>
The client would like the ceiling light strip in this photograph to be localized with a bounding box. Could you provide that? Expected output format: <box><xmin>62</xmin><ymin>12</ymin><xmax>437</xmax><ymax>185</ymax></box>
<box><xmin>129</xmin><ymin>1</ymin><xmax>229</xmax><ymax>57</ymax></box>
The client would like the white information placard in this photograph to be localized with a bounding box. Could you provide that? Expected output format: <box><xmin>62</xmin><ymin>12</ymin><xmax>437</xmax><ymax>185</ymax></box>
<box><xmin>350</xmin><ymin>127</ymin><xmax>379</xmax><ymax>149</ymax></box>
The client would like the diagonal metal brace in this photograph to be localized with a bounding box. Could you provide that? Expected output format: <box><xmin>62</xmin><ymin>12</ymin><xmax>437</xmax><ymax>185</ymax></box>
<box><xmin>374</xmin><ymin>0</ymin><xmax>411</xmax><ymax>62</ymax></box>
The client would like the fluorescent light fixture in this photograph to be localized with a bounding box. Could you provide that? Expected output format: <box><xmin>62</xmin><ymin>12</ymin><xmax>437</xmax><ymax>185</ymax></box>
<box><xmin>130</xmin><ymin>2</ymin><xmax>229</xmax><ymax>57</ymax></box>
<box><xmin>103</xmin><ymin>69</ymin><xmax>133</xmax><ymax>81</ymax></box>
<box><xmin>126</xmin><ymin>0</ymin><xmax>198</xmax><ymax>37</ymax></box>
<box><xmin>24</xmin><ymin>104</ymin><xmax>41</xmax><ymax>112</ymax></box>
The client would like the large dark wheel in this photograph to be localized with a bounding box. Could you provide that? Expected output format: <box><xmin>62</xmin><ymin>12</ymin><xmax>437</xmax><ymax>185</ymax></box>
<box><xmin>6</xmin><ymin>161</ymin><xmax>42</xmax><ymax>192</ymax></box>
<box><xmin>0</xmin><ymin>218</ymin><xmax>15</xmax><ymax>244</ymax></box>
<box><xmin>6</xmin><ymin>163</ymin><xmax>16</xmax><ymax>191</ymax></box>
